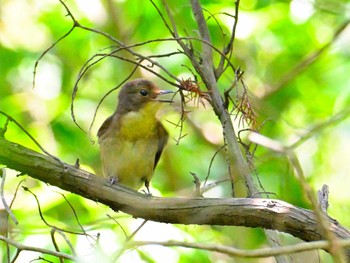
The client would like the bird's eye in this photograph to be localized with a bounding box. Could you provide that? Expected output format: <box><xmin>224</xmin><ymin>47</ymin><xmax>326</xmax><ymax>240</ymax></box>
<box><xmin>139</xmin><ymin>89</ymin><xmax>148</xmax><ymax>96</ymax></box>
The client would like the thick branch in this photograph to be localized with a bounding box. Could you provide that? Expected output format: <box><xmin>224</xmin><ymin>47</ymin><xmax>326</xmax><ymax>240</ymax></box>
<box><xmin>0</xmin><ymin>138</ymin><xmax>350</xmax><ymax>257</ymax></box>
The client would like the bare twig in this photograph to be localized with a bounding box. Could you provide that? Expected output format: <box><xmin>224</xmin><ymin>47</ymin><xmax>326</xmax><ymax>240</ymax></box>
<box><xmin>114</xmin><ymin>219</ymin><xmax>149</xmax><ymax>261</ymax></box>
<box><xmin>150</xmin><ymin>0</ymin><xmax>175</xmax><ymax>37</ymax></box>
<box><xmin>106</xmin><ymin>214</ymin><xmax>128</xmax><ymax>239</ymax></box>
<box><xmin>51</xmin><ymin>228</ymin><xmax>76</xmax><ymax>256</ymax></box>
<box><xmin>128</xmin><ymin>238</ymin><xmax>350</xmax><ymax>259</ymax></box>
<box><xmin>22</xmin><ymin>187</ymin><xmax>90</xmax><ymax>237</ymax></box>
<box><xmin>201</xmin><ymin>178</ymin><xmax>231</xmax><ymax>194</ymax></box>
<box><xmin>184</xmin><ymin>0</ymin><xmax>256</xmax><ymax>199</ymax></box>
<box><xmin>203</xmin><ymin>8</ymin><xmax>226</xmax><ymax>39</ymax></box>
<box><xmin>50</xmin><ymin>229</ymin><xmax>63</xmax><ymax>263</ymax></box>
<box><xmin>223</xmin><ymin>67</ymin><xmax>244</xmax><ymax>109</ymax></box>
<box><xmin>126</xmin><ymin>220</ymin><xmax>148</xmax><ymax>242</ymax></box>
<box><xmin>203</xmin><ymin>145</ymin><xmax>225</xmax><ymax>188</ymax></box>
<box><xmin>215</xmin><ymin>0</ymin><xmax>240</xmax><ymax>79</ymax></box>
<box><xmin>4</xmin><ymin>179</ymin><xmax>26</xmax><ymax>263</ymax></box>
<box><xmin>33</xmin><ymin>25</ymin><xmax>75</xmax><ymax>90</ymax></box>
<box><xmin>0</xmin><ymin>235</ymin><xmax>76</xmax><ymax>261</ymax></box>
<box><xmin>0</xmin><ymin>111</ymin><xmax>65</xmax><ymax>169</ymax></box>
<box><xmin>0</xmin><ymin>169</ymin><xmax>18</xmax><ymax>224</ymax></box>
<box><xmin>54</xmin><ymin>192</ymin><xmax>95</xmax><ymax>244</ymax></box>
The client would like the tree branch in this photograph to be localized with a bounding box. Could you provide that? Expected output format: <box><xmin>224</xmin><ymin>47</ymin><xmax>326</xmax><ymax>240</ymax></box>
<box><xmin>128</xmin><ymin>239</ymin><xmax>350</xmax><ymax>258</ymax></box>
<box><xmin>187</xmin><ymin>0</ymin><xmax>256</xmax><ymax>199</ymax></box>
<box><xmin>0</xmin><ymin>137</ymin><xmax>350</xmax><ymax>257</ymax></box>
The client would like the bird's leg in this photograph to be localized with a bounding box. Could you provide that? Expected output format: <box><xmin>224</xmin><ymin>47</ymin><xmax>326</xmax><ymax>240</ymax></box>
<box><xmin>144</xmin><ymin>180</ymin><xmax>152</xmax><ymax>197</ymax></box>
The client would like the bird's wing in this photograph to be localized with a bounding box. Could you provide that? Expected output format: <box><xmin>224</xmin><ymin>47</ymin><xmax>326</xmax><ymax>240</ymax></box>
<box><xmin>97</xmin><ymin>115</ymin><xmax>113</xmax><ymax>138</ymax></box>
<box><xmin>154</xmin><ymin>122</ymin><xmax>169</xmax><ymax>168</ymax></box>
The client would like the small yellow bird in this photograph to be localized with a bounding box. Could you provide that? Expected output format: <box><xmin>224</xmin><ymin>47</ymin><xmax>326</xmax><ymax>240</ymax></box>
<box><xmin>97</xmin><ymin>79</ymin><xmax>172</xmax><ymax>192</ymax></box>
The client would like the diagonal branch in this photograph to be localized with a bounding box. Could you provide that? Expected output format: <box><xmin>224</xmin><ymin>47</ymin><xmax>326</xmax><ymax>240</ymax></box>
<box><xmin>0</xmin><ymin>137</ymin><xmax>350</xmax><ymax>258</ymax></box>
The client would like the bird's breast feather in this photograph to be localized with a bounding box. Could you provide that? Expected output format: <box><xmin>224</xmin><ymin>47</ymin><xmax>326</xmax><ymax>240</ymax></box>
<box><xmin>118</xmin><ymin>103</ymin><xmax>161</xmax><ymax>140</ymax></box>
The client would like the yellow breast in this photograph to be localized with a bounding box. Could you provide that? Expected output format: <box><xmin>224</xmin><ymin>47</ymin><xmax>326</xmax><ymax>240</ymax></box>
<box><xmin>118</xmin><ymin>101</ymin><xmax>161</xmax><ymax>140</ymax></box>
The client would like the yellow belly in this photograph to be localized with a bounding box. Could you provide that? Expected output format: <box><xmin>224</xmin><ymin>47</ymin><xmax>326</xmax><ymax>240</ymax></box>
<box><xmin>99</xmin><ymin>103</ymin><xmax>161</xmax><ymax>189</ymax></box>
<box><xmin>100</xmin><ymin>137</ymin><xmax>158</xmax><ymax>189</ymax></box>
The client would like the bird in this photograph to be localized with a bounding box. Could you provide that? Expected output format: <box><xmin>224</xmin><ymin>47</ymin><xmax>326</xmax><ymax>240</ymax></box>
<box><xmin>97</xmin><ymin>78</ymin><xmax>173</xmax><ymax>192</ymax></box>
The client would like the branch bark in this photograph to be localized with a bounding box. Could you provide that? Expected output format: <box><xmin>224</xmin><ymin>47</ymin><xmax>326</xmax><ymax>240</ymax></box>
<box><xmin>188</xmin><ymin>0</ymin><xmax>254</xmax><ymax>197</ymax></box>
<box><xmin>0</xmin><ymin>137</ymin><xmax>350</xmax><ymax>257</ymax></box>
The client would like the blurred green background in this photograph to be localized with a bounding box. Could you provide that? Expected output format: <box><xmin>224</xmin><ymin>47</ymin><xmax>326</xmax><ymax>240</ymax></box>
<box><xmin>1</xmin><ymin>0</ymin><xmax>350</xmax><ymax>262</ymax></box>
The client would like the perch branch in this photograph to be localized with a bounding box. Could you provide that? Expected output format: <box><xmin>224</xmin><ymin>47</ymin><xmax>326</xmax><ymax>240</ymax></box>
<box><xmin>0</xmin><ymin>138</ymin><xmax>350</xmax><ymax>257</ymax></box>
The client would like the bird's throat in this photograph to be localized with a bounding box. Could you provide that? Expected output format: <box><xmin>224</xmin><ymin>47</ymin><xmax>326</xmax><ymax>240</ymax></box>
<box><xmin>118</xmin><ymin>102</ymin><xmax>161</xmax><ymax>140</ymax></box>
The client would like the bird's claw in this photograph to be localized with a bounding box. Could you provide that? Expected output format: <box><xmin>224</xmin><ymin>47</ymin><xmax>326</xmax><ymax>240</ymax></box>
<box><xmin>141</xmin><ymin>189</ymin><xmax>152</xmax><ymax>197</ymax></box>
<box><xmin>108</xmin><ymin>176</ymin><xmax>118</xmax><ymax>186</ymax></box>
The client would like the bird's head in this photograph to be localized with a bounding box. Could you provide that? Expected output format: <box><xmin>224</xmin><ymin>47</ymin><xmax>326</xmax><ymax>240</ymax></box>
<box><xmin>117</xmin><ymin>79</ymin><xmax>173</xmax><ymax>114</ymax></box>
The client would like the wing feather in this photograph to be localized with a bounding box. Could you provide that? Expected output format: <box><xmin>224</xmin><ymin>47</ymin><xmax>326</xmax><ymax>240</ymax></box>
<box><xmin>154</xmin><ymin>122</ymin><xmax>168</xmax><ymax>168</ymax></box>
<box><xmin>97</xmin><ymin>115</ymin><xmax>113</xmax><ymax>139</ymax></box>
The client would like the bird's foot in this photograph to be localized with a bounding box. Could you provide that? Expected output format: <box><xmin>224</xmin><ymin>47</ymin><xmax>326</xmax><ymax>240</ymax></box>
<box><xmin>142</xmin><ymin>181</ymin><xmax>152</xmax><ymax>197</ymax></box>
<box><xmin>141</xmin><ymin>189</ymin><xmax>152</xmax><ymax>197</ymax></box>
<box><xmin>108</xmin><ymin>176</ymin><xmax>118</xmax><ymax>186</ymax></box>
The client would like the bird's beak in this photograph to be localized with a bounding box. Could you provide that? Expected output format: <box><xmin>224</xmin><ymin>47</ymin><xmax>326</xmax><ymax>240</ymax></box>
<box><xmin>156</xmin><ymin>90</ymin><xmax>175</xmax><ymax>103</ymax></box>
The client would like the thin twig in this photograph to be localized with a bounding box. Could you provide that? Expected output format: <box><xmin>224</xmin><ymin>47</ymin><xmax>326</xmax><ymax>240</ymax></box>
<box><xmin>54</xmin><ymin>191</ymin><xmax>95</xmax><ymax>244</ymax></box>
<box><xmin>32</xmin><ymin>24</ymin><xmax>76</xmax><ymax>90</ymax></box>
<box><xmin>0</xmin><ymin>169</ymin><xmax>18</xmax><ymax>224</ymax></box>
<box><xmin>51</xmin><ymin>228</ymin><xmax>76</xmax><ymax>257</ymax></box>
<box><xmin>203</xmin><ymin>145</ymin><xmax>225</xmax><ymax>188</ymax></box>
<box><xmin>201</xmin><ymin>178</ymin><xmax>231</xmax><ymax>194</ymax></box>
<box><xmin>0</xmin><ymin>235</ymin><xmax>76</xmax><ymax>261</ymax></box>
<box><xmin>113</xmin><ymin>220</ymin><xmax>149</xmax><ymax>261</ymax></box>
<box><xmin>203</xmin><ymin>8</ymin><xmax>226</xmax><ymax>39</ymax></box>
<box><xmin>88</xmin><ymin>64</ymin><xmax>140</xmax><ymax>141</ymax></box>
<box><xmin>149</xmin><ymin>0</ymin><xmax>175</xmax><ymax>37</ymax></box>
<box><xmin>50</xmin><ymin>229</ymin><xmax>64</xmax><ymax>263</ymax></box>
<box><xmin>22</xmin><ymin>187</ymin><xmax>90</xmax><ymax>236</ymax></box>
<box><xmin>106</xmin><ymin>214</ymin><xmax>129</xmax><ymax>239</ymax></box>
<box><xmin>128</xmin><ymin>238</ymin><xmax>350</xmax><ymax>258</ymax></box>
<box><xmin>0</xmin><ymin>111</ymin><xmax>66</xmax><ymax>169</ymax></box>
<box><xmin>215</xmin><ymin>0</ymin><xmax>240</xmax><ymax>79</ymax></box>
<box><xmin>126</xmin><ymin>220</ymin><xmax>148</xmax><ymax>242</ymax></box>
